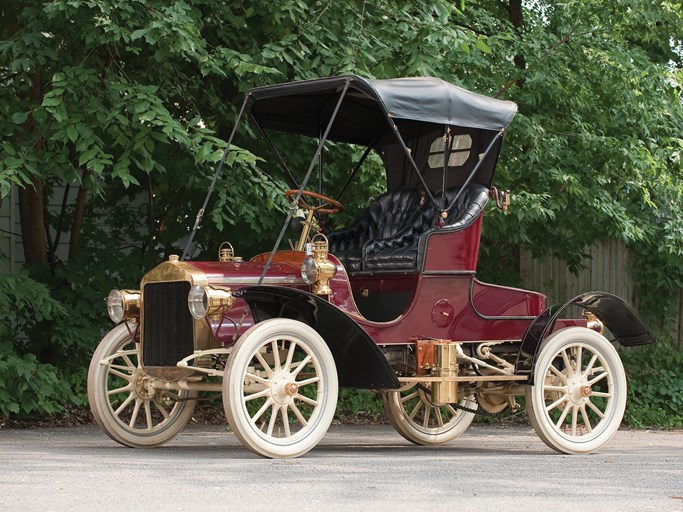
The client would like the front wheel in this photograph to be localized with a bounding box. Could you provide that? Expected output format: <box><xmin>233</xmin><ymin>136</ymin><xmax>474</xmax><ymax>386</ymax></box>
<box><xmin>525</xmin><ymin>327</ymin><xmax>627</xmax><ymax>454</ymax></box>
<box><xmin>87</xmin><ymin>324</ymin><xmax>197</xmax><ymax>448</ymax></box>
<box><xmin>382</xmin><ymin>383</ymin><xmax>476</xmax><ymax>445</ymax></box>
<box><xmin>223</xmin><ymin>319</ymin><xmax>338</xmax><ymax>459</ymax></box>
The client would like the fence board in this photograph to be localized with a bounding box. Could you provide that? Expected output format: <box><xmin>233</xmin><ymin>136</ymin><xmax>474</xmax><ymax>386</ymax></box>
<box><xmin>520</xmin><ymin>239</ymin><xmax>683</xmax><ymax>348</ymax></box>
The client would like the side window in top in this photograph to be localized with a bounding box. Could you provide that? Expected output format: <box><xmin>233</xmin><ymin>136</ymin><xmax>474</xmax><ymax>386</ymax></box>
<box><xmin>427</xmin><ymin>134</ymin><xmax>472</xmax><ymax>169</ymax></box>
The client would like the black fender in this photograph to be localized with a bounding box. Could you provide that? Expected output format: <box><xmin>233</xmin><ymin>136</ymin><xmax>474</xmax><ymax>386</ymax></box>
<box><xmin>516</xmin><ymin>291</ymin><xmax>655</xmax><ymax>379</ymax></box>
<box><xmin>234</xmin><ymin>286</ymin><xmax>400</xmax><ymax>389</ymax></box>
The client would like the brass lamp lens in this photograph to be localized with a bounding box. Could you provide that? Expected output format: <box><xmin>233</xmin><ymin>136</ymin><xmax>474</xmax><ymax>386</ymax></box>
<box><xmin>188</xmin><ymin>284</ymin><xmax>209</xmax><ymax>319</ymax></box>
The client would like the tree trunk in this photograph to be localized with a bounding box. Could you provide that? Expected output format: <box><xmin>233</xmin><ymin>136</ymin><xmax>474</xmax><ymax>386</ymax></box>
<box><xmin>508</xmin><ymin>0</ymin><xmax>526</xmax><ymax>70</ymax></box>
<box><xmin>18</xmin><ymin>67</ymin><xmax>49</xmax><ymax>266</ymax></box>
<box><xmin>18</xmin><ymin>175</ymin><xmax>48</xmax><ymax>265</ymax></box>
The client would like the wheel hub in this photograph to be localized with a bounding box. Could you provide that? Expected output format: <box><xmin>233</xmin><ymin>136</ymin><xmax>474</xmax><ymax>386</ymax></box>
<box><xmin>133</xmin><ymin>371</ymin><xmax>152</xmax><ymax>400</ymax></box>
<box><xmin>271</xmin><ymin>370</ymin><xmax>297</xmax><ymax>405</ymax></box>
<box><xmin>567</xmin><ymin>375</ymin><xmax>591</xmax><ymax>405</ymax></box>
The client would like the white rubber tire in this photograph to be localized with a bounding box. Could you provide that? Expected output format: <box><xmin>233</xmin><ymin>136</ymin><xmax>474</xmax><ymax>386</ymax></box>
<box><xmin>87</xmin><ymin>324</ymin><xmax>197</xmax><ymax>448</ymax></box>
<box><xmin>383</xmin><ymin>383</ymin><xmax>476</xmax><ymax>445</ymax></box>
<box><xmin>223</xmin><ymin>319</ymin><xmax>338</xmax><ymax>459</ymax></box>
<box><xmin>525</xmin><ymin>327</ymin><xmax>627</xmax><ymax>454</ymax></box>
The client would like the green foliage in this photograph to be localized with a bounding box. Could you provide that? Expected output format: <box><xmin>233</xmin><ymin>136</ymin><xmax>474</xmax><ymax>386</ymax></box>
<box><xmin>335</xmin><ymin>389</ymin><xmax>386</xmax><ymax>424</ymax></box>
<box><xmin>0</xmin><ymin>347</ymin><xmax>73</xmax><ymax>417</ymax></box>
<box><xmin>0</xmin><ymin>1</ymin><xmax>682</xmax><ymax>427</ymax></box>
<box><xmin>621</xmin><ymin>337</ymin><xmax>683</xmax><ymax>428</ymax></box>
<box><xmin>0</xmin><ymin>272</ymin><xmax>75</xmax><ymax>417</ymax></box>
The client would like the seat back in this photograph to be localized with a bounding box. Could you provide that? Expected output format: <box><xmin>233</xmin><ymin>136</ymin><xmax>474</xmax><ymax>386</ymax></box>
<box><xmin>327</xmin><ymin>188</ymin><xmax>423</xmax><ymax>252</ymax></box>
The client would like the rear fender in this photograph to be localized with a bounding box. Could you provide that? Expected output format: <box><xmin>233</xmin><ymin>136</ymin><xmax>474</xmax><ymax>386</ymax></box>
<box><xmin>516</xmin><ymin>291</ymin><xmax>655</xmax><ymax>380</ymax></box>
<box><xmin>234</xmin><ymin>286</ymin><xmax>399</xmax><ymax>389</ymax></box>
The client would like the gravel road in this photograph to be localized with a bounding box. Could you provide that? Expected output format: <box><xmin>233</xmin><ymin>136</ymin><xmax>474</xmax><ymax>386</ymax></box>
<box><xmin>0</xmin><ymin>424</ymin><xmax>681</xmax><ymax>512</ymax></box>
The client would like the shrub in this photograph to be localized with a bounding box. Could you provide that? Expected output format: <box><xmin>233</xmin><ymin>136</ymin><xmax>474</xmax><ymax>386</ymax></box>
<box><xmin>621</xmin><ymin>337</ymin><xmax>683</xmax><ymax>428</ymax></box>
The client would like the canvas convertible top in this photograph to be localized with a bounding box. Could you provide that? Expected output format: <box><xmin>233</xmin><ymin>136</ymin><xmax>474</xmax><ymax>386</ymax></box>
<box><xmin>246</xmin><ymin>75</ymin><xmax>517</xmax><ymax>146</ymax></box>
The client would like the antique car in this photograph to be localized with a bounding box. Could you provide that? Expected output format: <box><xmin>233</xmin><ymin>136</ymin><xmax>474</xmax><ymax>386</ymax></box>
<box><xmin>88</xmin><ymin>75</ymin><xmax>655</xmax><ymax>458</ymax></box>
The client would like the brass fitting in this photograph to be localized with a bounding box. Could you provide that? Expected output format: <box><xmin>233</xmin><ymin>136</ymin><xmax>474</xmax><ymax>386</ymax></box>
<box><xmin>583</xmin><ymin>311</ymin><xmax>605</xmax><ymax>335</ymax></box>
<box><xmin>431</xmin><ymin>342</ymin><xmax>459</xmax><ymax>405</ymax></box>
<box><xmin>218</xmin><ymin>242</ymin><xmax>235</xmax><ymax>262</ymax></box>
<box><xmin>301</xmin><ymin>234</ymin><xmax>337</xmax><ymax>295</ymax></box>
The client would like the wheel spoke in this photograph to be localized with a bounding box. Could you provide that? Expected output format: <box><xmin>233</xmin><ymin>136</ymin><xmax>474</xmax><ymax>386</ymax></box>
<box><xmin>267</xmin><ymin>403</ymin><xmax>279</xmax><ymax>436</ymax></box>
<box><xmin>445</xmin><ymin>404</ymin><xmax>459</xmax><ymax>417</ymax></box>
<box><xmin>583</xmin><ymin>354</ymin><xmax>599</xmax><ymax>376</ymax></box>
<box><xmin>129</xmin><ymin>398</ymin><xmax>142</xmax><ymax>428</ymax></box>
<box><xmin>154</xmin><ymin>400</ymin><xmax>171</xmax><ymax>419</ymax></box>
<box><xmin>587</xmin><ymin>371</ymin><xmax>609</xmax><ymax>386</ymax></box>
<box><xmin>579</xmin><ymin>404</ymin><xmax>593</xmax><ymax>433</ymax></box>
<box><xmin>561</xmin><ymin>349</ymin><xmax>574</xmax><ymax>376</ymax></box>
<box><xmin>554</xmin><ymin>400</ymin><xmax>572</xmax><ymax>428</ymax></box>
<box><xmin>109</xmin><ymin>362</ymin><xmax>135</xmax><ymax>372</ymax></box>
<box><xmin>590</xmin><ymin>391</ymin><xmax>612</xmax><ymax>398</ymax></box>
<box><xmin>245</xmin><ymin>372</ymin><xmax>270</xmax><ymax>386</ymax></box>
<box><xmin>255</xmin><ymin>352</ymin><xmax>274</xmax><ymax>376</ymax></box>
<box><xmin>294</xmin><ymin>393</ymin><xmax>319</xmax><ymax>407</ymax></box>
<box><xmin>586</xmin><ymin>398</ymin><xmax>606</xmax><ymax>419</ymax></box>
<box><xmin>282</xmin><ymin>406</ymin><xmax>291</xmax><ymax>437</ymax></box>
<box><xmin>289</xmin><ymin>402</ymin><xmax>308</xmax><ymax>427</ymax></box>
<box><xmin>545</xmin><ymin>393</ymin><xmax>568</xmax><ymax>412</ymax></box>
<box><xmin>271</xmin><ymin>340</ymin><xmax>281</xmax><ymax>371</ymax></box>
<box><xmin>121</xmin><ymin>353</ymin><xmax>137</xmax><ymax>370</ymax></box>
<box><xmin>408</xmin><ymin>400</ymin><xmax>423</xmax><ymax>421</ymax></box>
<box><xmin>290</xmin><ymin>355</ymin><xmax>312</xmax><ymax>378</ymax></box>
<box><xmin>423</xmin><ymin>405</ymin><xmax>431</xmax><ymax>428</ymax></box>
<box><xmin>436</xmin><ymin>407</ymin><xmax>444</xmax><ymax>427</ymax></box>
<box><xmin>251</xmin><ymin>398</ymin><xmax>274</xmax><ymax>424</ymax></box>
<box><xmin>401</xmin><ymin>390</ymin><xmax>420</xmax><ymax>403</ymax></box>
<box><xmin>548</xmin><ymin>364</ymin><xmax>568</xmax><ymax>383</ymax></box>
<box><xmin>108</xmin><ymin>367</ymin><xmax>134</xmax><ymax>380</ymax></box>
<box><xmin>244</xmin><ymin>388</ymin><xmax>272</xmax><ymax>402</ymax></box>
<box><xmin>114</xmin><ymin>392</ymin><xmax>136</xmax><ymax>416</ymax></box>
<box><xmin>574</xmin><ymin>345</ymin><xmax>583</xmax><ymax>370</ymax></box>
<box><xmin>296</xmin><ymin>376</ymin><xmax>320</xmax><ymax>387</ymax></box>
<box><xmin>108</xmin><ymin>384</ymin><xmax>133</xmax><ymax>396</ymax></box>
<box><xmin>544</xmin><ymin>385</ymin><xmax>568</xmax><ymax>393</ymax></box>
<box><xmin>284</xmin><ymin>340</ymin><xmax>297</xmax><ymax>370</ymax></box>
<box><xmin>144</xmin><ymin>400</ymin><xmax>153</xmax><ymax>430</ymax></box>
<box><xmin>571</xmin><ymin>404</ymin><xmax>578</xmax><ymax>436</ymax></box>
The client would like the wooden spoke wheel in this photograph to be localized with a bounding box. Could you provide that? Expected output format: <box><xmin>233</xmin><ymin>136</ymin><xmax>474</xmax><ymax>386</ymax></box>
<box><xmin>382</xmin><ymin>383</ymin><xmax>476</xmax><ymax>446</ymax></box>
<box><xmin>87</xmin><ymin>324</ymin><xmax>197</xmax><ymax>447</ymax></box>
<box><xmin>223</xmin><ymin>319</ymin><xmax>338</xmax><ymax>459</ymax></box>
<box><xmin>525</xmin><ymin>327</ymin><xmax>627</xmax><ymax>454</ymax></box>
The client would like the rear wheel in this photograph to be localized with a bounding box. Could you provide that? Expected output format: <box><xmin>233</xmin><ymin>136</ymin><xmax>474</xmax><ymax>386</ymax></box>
<box><xmin>525</xmin><ymin>327</ymin><xmax>627</xmax><ymax>454</ymax></box>
<box><xmin>87</xmin><ymin>324</ymin><xmax>197</xmax><ymax>447</ymax></box>
<box><xmin>223</xmin><ymin>319</ymin><xmax>338</xmax><ymax>459</ymax></box>
<box><xmin>382</xmin><ymin>382</ymin><xmax>476</xmax><ymax>445</ymax></box>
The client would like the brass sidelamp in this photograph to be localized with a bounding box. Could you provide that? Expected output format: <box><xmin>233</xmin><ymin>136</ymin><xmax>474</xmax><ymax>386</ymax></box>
<box><xmin>300</xmin><ymin>234</ymin><xmax>337</xmax><ymax>295</ymax></box>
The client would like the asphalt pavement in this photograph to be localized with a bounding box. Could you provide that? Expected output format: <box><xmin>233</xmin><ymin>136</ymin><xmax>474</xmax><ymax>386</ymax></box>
<box><xmin>0</xmin><ymin>423</ymin><xmax>681</xmax><ymax>512</ymax></box>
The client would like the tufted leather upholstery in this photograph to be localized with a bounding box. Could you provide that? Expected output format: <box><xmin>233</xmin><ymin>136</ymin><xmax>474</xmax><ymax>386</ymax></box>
<box><xmin>328</xmin><ymin>185</ymin><xmax>489</xmax><ymax>272</ymax></box>
<box><xmin>327</xmin><ymin>188</ymin><xmax>425</xmax><ymax>271</ymax></box>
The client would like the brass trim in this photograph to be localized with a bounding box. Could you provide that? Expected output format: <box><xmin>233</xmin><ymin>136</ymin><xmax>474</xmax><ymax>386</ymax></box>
<box><xmin>210</xmin><ymin>275</ymin><xmax>306</xmax><ymax>285</ymax></box>
<box><xmin>139</xmin><ymin>261</ymin><xmax>211</xmax><ymax>370</ymax></box>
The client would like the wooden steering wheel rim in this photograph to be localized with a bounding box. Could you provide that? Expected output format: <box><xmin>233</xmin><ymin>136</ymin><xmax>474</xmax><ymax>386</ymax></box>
<box><xmin>284</xmin><ymin>189</ymin><xmax>343</xmax><ymax>214</ymax></box>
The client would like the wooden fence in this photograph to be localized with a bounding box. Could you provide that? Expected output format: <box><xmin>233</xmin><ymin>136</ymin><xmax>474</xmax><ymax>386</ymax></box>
<box><xmin>520</xmin><ymin>238</ymin><xmax>683</xmax><ymax>348</ymax></box>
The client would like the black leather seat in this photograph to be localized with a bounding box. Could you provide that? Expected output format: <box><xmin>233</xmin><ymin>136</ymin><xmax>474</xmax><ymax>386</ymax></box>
<box><xmin>327</xmin><ymin>188</ymin><xmax>424</xmax><ymax>271</ymax></box>
<box><xmin>328</xmin><ymin>185</ymin><xmax>489</xmax><ymax>272</ymax></box>
<box><xmin>364</xmin><ymin>184</ymin><xmax>489</xmax><ymax>271</ymax></box>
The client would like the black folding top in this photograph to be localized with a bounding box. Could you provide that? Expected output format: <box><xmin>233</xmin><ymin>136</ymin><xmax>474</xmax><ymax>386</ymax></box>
<box><xmin>247</xmin><ymin>75</ymin><xmax>517</xmax><ymax>145</ymax></box>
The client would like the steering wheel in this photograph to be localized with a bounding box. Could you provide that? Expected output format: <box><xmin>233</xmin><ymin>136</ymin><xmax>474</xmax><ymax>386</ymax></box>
<box><xmin>284</xmin><ymin>189</ymin><xmax>343</xmax><ymax>215</ymax></box>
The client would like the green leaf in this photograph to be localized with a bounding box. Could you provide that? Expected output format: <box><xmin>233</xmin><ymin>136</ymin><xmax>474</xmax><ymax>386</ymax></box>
<box><xmin>67</xmin><ymin>126</ymin><xmax>78</xmax><ymax>142</ymax></box>
<box><xmin>11</xmin><ymin>112</ymin><xmax>28</xmax><ymax>124</ymax></box>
